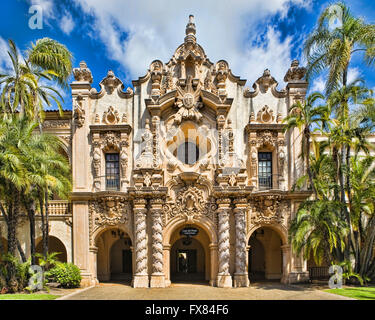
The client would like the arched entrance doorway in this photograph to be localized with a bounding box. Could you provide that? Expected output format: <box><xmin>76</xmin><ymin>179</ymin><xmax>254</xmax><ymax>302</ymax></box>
<box><xmin>169</xmin><ymin>224</ymin><xmax>211</xmax><ymax>284</ymax></box>
<box><xmin>36</xmin><ymin>236</ymin><xmax>67</xmax><ymax>262</ymax></box>
<box><xmin>96</xmin><ymin>228</ymin><xmax>132</xmax><ymax>282</ymax></box>
<box><xmin>248</xmin><ymin>227</ymin><xmax>283</xmax><ymax>282</ymax></box>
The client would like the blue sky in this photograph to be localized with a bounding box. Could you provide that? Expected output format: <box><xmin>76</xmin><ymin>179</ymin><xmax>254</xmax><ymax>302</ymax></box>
<box><xmin>0</xmin><ymin>0</ymin><xmax>374</xmax><ymax>110</ymax></box>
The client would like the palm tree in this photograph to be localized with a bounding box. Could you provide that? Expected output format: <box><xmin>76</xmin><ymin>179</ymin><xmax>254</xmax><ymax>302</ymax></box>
<box><xmin>350</xmin><ymin>155</ymin><xmax>375</xmax><ymax>279</ymax></box>
<box><xmin>0</xmin><ymin>38</ymin><xmax>72</xmax><ymax>121</ymax></box>
<box><xmin>0</xmin><ymin>38</ymin><xmax>72</xmax><ymax>261</ymax></box>
<box><xmin>289</xmin><ymin>199</ymin><xmax>348</xmax><ymax>265</ymax></box>
<box><xmin>283</xmin><ymin>92</ymin><xmax>326</xmax><ymax>197</ymax></box>
<box><xmin>304</xmin><ymin>1</ymin><xmax>375</xmax><ymax>95</ymax></box>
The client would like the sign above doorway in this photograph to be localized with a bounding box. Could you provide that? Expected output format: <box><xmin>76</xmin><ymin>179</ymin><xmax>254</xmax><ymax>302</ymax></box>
<box><xmin>180</xmin><ymin>227</ymin><xmax>199</xmax><ymax>237</ymax></box>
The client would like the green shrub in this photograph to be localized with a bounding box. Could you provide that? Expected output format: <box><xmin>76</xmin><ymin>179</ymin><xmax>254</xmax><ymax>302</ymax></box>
<box><xmin>47</xmin><ymin>263</ymin><xmax>81</xmax><ymax>288</ymax></box>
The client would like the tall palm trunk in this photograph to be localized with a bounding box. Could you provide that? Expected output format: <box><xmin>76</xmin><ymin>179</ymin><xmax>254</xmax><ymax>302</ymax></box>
<box><xmin>44</xmin><ymin>190</ymin><xmax>49</xmax><ymax>257</ymax></box>
<box><xmin>305</xmin><ymin>129</ymin><xmax>317</xmax><ymax>197</ymax></box>
<box><xmin>22</xmin><ymin>195</ymin><xmax>36</xmax><ymax>265</ymax></box>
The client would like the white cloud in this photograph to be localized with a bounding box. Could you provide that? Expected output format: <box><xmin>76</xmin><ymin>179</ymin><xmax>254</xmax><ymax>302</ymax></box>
<box><xmin>0</xmin><ymin>37</ymin><xmax>12</xmax><ymax>73</ymax></box>
<box><xmin>311</xmin><ymin>76</ymin><xmax>325</xmax><ymax>93</ymax></box>
<box><xmin>59</xmin><ymin>11</ymin><xmax>75</xmax><ymax>35</ymax></box>
<box><xmin>70</xmin><ymin>0</ymin><xmax>310</xmax><ymax>86</ymax></box>
<box><xmin>28</xmin><ymin>0</ymin><xmax>54</xmax><ymax>19</ymax></box>
<box><xmin>347</xmin><ymin>67</ymin><xmax>361</xmax><ymax>84</ymax></box>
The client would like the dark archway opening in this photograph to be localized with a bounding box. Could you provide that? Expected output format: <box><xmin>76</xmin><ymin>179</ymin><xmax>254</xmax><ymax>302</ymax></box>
<box><xmin>35</xmin><ymin>236</ymin><xmax>67</xmax><ymax>262</ymax></box>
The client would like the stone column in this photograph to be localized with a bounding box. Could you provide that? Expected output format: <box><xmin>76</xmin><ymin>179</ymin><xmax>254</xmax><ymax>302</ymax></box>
<box><xmin>163</xmin><ymin>245</ymin><xmax>171</xmax><ymax>287</ymax></box>
<box><xmin>216</xmin><ymin>198</ymin><xmax>232</xmax><ymax>288</ymax></box>
<box><xmin>132</xmin><ymin>198</ymin><xmax>149</xmax><ymax>288</ymax></box>
<box><xmin>281</xmin><ymin>244</ymin><xmax>291</xmax><ymax>284</ymax></box>
<box><xmin>233</xmin><ymin>198</ymin><xmax>249</xmax><ymax>287</ymax></box>
<box><xmin>209</xmin><ymin>243</ymin><xmax>218</xmax><ymax>287</ymax></box>
<box><xmin>89</xmin><ymin>246</ymin><xmax>99</xmax><ymax>284</ymax></box>
<box><xmin>150</xmin><ymin>198</ymin><xmax>166</xmax><ymax>287</ymax></box>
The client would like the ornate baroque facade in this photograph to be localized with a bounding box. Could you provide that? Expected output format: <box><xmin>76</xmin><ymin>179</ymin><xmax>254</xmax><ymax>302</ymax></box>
<box><xmin>1</xmin><ymin>16</ymin><xmax>313</xmax><ymax>288</ymax></box>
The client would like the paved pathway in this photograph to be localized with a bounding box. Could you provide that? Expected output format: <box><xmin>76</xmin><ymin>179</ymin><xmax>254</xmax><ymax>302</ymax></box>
<box><xmin>64</xmin><ymin>281</ymin><xmax>352</xmax><ymax>300</ymax></box>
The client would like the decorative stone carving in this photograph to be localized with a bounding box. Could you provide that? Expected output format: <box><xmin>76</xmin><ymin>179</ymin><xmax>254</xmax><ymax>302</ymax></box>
<box><xmin>234</xmin><ymin>201</ymin><xmax>248</xmax><ymax>287</ymax></box>
<box><xmin>73</xmin><ymin>61</ymin><xmax>93</xmax><ymax>83</ymax></box>
<box><xmin>150</xmin><ymin>199</ymin><xmax>164</xmax><ymax>279</ymax></box>
<box><xmin>135</xmin><ymin>119</ymin><xmax>154</xmax><ymax>169</ymax></box>
<box><xmin>160</xmin><ymin>70</ymin><xmax>174</xmax><ymax>95</ymax></box>
<box><xmin>173</xmin><ymin>186</ymin><xmax>205</xmax><ymax>223</ymax></box>
<box><xmin>102</xmin><ymin>131</ymin><xmax>121</xmax><ymax>151</ymax></box>
<box><xmin>133</xmin><ymin>199</ymin><xmax>148</xmax><ymax>287</ymax></box>
<box><xmin>88</xmin><ymin>196</ymin><xmax>130</xmax><ymax>245</ymax></box>
<box><xmin>150</xmin><ymin>61</ymin><xmax>163</xmax><ymax>97</ymax></box>
<box><xmin>102</xmin><ymin>106</ymin><xmax>120</xmax><ymax>124</ymax></box>
<box><xmin>216</xmin><ymin>198</ymin><xmax>232</xmax><ymax>287</ymax></box>
<box><xmin>256</xmin><ymin>130</ymin><xmax>278</xmax><ymax>148</ymax></box>
<box><xmin>42</xmin><ymin>120</ymin><xmax>70</xmax><ymax>129</ymax></box>
<box><xmin>284</xmin><ymin>60</ymin><xmax>307</xmax><ymax>82</ymax></box>
<box><xmin>204</xmin><ymin>69</ymin><xmax>218</xmax><ymax>95</ymax></box>
<box><xmin>92</xmin><ymin>140</ymin><xmax>101</xmax><ymax>177</ymax></box>
<box><xmin>101</xmin><ymin>70</ymin><xmax>122</xmax><ymax>94</ymax></box>
<box><xmin>257</xmin><ymin>105</ymin><xmax>274</xmax><ymax>123</ymax></box>
<box><xmin>215</xmin><ymin>61</ymin><xmax>228</xmax><ymax>97</ymax></box>
<box><xmin>73</xmin><ymin>94</ymin><xmax>85</xmax><ymax>127</ymax></box>
<box><xmin>94</xmin><ymin>114</ymin><xmax>100</xmax><ymax>123</ymax></box>
<box><xmin>251</xmin><ymin>195</ymin><xmax>285</xmax><ymax>225</ymax></box>
<box><xmin>174</xmin><ymin>75</ymin><xmax>203</xmax><ymax>124</ymax></box>
<box><xmin>121</xmin><ymin>113</ymin><xmax>127</xmax><ymax>123</ymax></box>
<box><xmin>256</xmin><ymin>69</ymin><xmax>277</xmax><ymax>92</ymax></box>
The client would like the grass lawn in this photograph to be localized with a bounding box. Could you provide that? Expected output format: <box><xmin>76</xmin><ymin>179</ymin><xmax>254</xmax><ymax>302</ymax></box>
<box><xmin>325</xmin><ymin>286</ymin><xmax>375</xmax><ymax>300</ymax></box>
<box><xmin>0</xmin><ymin>293</ymin><xmax>59</xmax><ymax>300</ymax></box>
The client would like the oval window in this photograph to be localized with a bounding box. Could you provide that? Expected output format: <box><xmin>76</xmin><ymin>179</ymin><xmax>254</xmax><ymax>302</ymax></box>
<box><xmin>177</xmin><ymin>141</ymin><xmax>199</xmax><ymax>165</ymax></box>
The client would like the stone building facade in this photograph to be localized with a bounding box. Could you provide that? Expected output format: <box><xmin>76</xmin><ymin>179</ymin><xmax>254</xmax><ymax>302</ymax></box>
<box><xmin>1</xmin><ymin>16</ymin><xmax>313</xmax><ymax>288</ymax></box>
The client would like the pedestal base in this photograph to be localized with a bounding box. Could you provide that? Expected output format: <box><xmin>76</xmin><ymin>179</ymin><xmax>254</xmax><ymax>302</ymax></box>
<box><xmin>132</xmin><ymin>275</ymin><xmax>149</xmax><ymax>288</ymax></box>
<box><xmin>80</xmin><ymin>272</ymin><xmax>97</xmax><ymax>287</ymax></box>
<box><xmin>281</xmin><ymin>271</ymin><xmax>310</xmax><ymax>284</ymax></box>
<box><xmin>233</xmin><ymin>274</ymin><xmax>249</xmax><ymax>287</ymax></box>
<box><xmin>150</xmin><ymin>274</ymin><xmax>166</xmax><ymax>288</ymax></box>
<box><xmin>216</xmin><ymin>274</ymin><xmax>232</xmax><ymax>288</ymax></box>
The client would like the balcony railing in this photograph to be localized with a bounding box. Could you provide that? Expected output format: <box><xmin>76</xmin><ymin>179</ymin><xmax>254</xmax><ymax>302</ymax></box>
<box><xmin>258</xmin><ymin>173</ymin><xmax>273</xmax><ymax>190</ymax></box>
<box><xmin>258</xmin><ymin>173</ymin><xmax>282</xmax><ymax>190</ymax></box>
<box><xmin>106</xmin><ymin>177</ymin><xmax>120</xmax><ymax>191</ymax></box>
<box><xmin>47</xmin><ymin>200</ymin><xmax>71</xmax><ymax>215</ymax></box>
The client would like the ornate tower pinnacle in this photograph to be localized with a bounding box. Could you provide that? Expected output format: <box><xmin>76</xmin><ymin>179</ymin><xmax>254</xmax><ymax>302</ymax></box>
<box><xmin>185</xmin><ymin>14</ymin><xmax>196</xmax><ymax>46</ymax></box>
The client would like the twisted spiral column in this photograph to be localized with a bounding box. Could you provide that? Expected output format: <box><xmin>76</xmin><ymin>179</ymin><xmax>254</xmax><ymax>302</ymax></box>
<box><xmin>150</xmin><ymin>198</ymin><xmax>166</xmax><ymax>287</ymax></box>
<box><xmin>233</xmin><ymin>198</ymin><xmax>249</xmax><ymax>287</ymax></box>
<box><xmin>216</xmin><ymin>198</ymin><xmax>232</xmax><ymax>288</ymax></box>
<box><xmin>132</xmin><ymin>199</ymin><xmax>149</xmax><ymax>288</ymax></box>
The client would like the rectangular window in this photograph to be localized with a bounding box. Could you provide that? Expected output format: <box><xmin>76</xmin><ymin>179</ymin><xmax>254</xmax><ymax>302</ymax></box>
<box><xmin>105</xmin><ymin>153</ymin><xmax>120</xmax><ymax>190</ymax></box>
<box><xmin>258</xmin><ymin>152</ymin><xmax>272</xmax><ymax>189</ymax></box>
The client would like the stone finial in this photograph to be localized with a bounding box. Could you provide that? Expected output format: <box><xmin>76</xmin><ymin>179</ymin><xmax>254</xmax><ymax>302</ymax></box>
<box><xmin>256</xmin><ymin>69</ymin><xmax>277</xmax><ymax>92</ymax></box>
<box><xmin>186</xmin><ymin>15</ymin><xmax>196</xmax><ymax>36</ymax></box>
<box><xmin>100</xmin><ymin>70</ymin><xmax>122</xmax><ymax>94</ymax></box>
<box><xmin>185</xmin><ymin>14</ymin><xmax>196</xmax><ymax>46</ymax></box>
<box><xmin>284</xmin><ymin>59</ymin><xmax>307</xmax><ymax>82</ymax></box>
<box><xmin>73</xmin><ymin>61</ymin><xmax>93</xmax><ymax>83</ymax></box>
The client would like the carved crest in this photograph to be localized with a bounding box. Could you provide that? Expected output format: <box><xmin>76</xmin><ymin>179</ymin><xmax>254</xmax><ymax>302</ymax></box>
<box><xmin>89</xmin><ymin>196</ymin><xmax>130</xmax><ymax>245</ymax></box>
<box><xmin>174</xmin><ymin>76</ymin><xmax>203</xmax><ymax>124</ymax></box>
<box><xmin>257</xmin><ymin>105</ymin><xmax>274</xmax><ymax>123</ymax></box>
<box><xmin>102</xmin><ymin>106</ymin><xmax>120</xmax><ymax>124</ymax></box>
<box><xmin>252</xmin><ymin>195</ymin><xmax>285</xmax><ymax>225</ymax></box>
